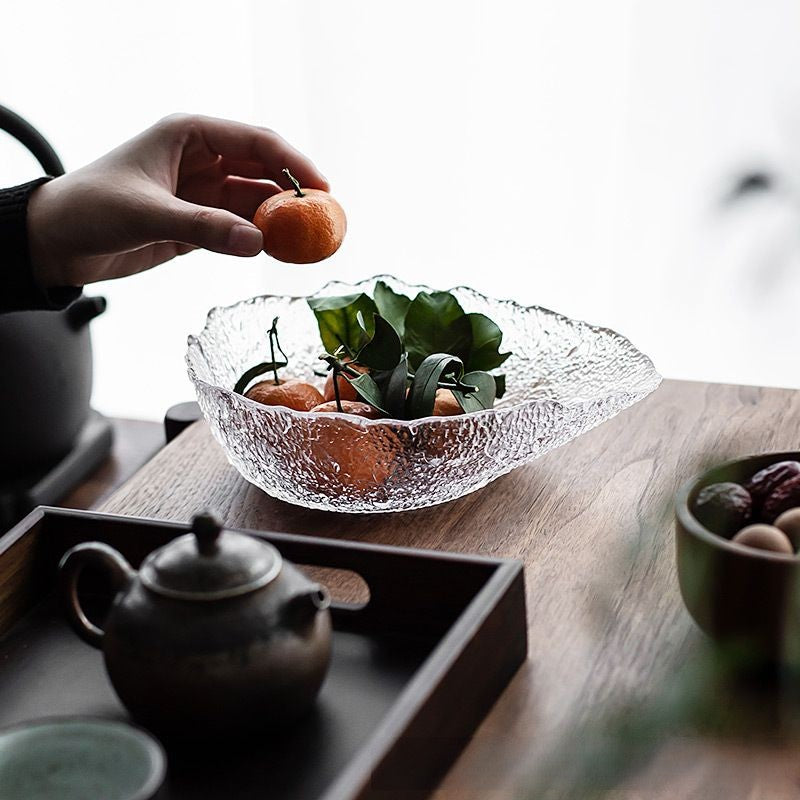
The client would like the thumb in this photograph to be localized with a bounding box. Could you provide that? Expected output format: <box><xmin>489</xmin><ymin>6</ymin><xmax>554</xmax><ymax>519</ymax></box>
<box><xmin>158</xmin><ymin>198</ymin><xmax>263</xmax><ymax>256</ymax></box>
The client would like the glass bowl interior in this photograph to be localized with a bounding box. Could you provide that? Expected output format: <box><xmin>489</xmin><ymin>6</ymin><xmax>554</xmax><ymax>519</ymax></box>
<box><xmin>187</xmin><ymin>275</ymin><xmax>661</xmax><ymax>512</ymax></box>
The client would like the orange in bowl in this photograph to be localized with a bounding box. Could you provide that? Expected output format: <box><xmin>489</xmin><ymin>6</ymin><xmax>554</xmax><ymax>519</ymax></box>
<box><xmin>323</xmin><ymin>362</ymin><xmax>368</xmax><ymax>403</ymax></box>
<box><xmin>302</xmin><ymin>417</ymin><xmax>400</xmax><ymax>494</ymax></box>
<box><xmin>245</xmin><ymin>379</ymin><xmax>323</xmax><ymax>412</ymax></box>
<box><xmin>311</xmin><ymin>400</ymin><xmax>381</xmax><ymax>419</ymax></box>
<box><xmin>432</xmin><ymin>389</ymin><xmax>464</xmax><ymax>417</ymax></box>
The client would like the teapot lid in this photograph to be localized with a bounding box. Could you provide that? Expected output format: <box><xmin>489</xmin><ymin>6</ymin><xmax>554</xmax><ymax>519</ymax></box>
<box><xmin>140</xmin><ymin>513</ymin><xmax>282</xmax><ymax>601</ymax></box>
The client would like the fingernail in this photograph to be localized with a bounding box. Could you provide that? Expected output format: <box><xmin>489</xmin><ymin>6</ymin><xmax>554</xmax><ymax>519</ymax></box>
<box><xmin>228</xmin><ymin>224</ymin><xmax>263</xmax><ymax>255</ymax></box>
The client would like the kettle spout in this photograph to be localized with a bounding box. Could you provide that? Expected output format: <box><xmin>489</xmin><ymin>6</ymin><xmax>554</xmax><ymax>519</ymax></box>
<box><xmin>283</xmin><ymin>586</ymin><xmax>330</xmax><ymax>631</ymax></box>
<box><xmin>67</xmin><ymin>295</ymin><xmax>107</xmax><ymax>330</ymax></box>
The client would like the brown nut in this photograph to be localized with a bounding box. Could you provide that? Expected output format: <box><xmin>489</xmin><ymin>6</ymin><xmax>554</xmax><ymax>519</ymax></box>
<box><xmin>692</xmin><ymin>482</ymin><xmax>752</xmax><ymax>537</ymax></box>
<box><xmin>762</xmin><ymin>474</ymin><xmax>800</xmax><ymax>523</ymax></box>
<box><xmin>773</xmin><ymin>507</ymin><xmax>800</xmax><ymax>552</ymax></box>
<box><xmin>732</xmin><ymin>524</ymin><xmax>793</xmax><ymax>555</ymax></box>
<box><xmin>746</xmin><ymin>460</ymin><xmax>800</xmax><ymax>508</ymax></box>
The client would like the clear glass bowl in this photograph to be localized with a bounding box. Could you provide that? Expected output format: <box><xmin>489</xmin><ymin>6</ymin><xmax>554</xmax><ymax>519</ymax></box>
<box><xmin>186</xmin><ymin>276</ymin><xmax>661</xmax><ymax>513</ymax></box>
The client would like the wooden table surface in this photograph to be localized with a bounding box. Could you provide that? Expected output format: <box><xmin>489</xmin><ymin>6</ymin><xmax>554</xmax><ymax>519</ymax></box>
<box><xmin>95</xmin><ymin>380</ymin><xmax>800</xmax><ymax>799</ymax></box>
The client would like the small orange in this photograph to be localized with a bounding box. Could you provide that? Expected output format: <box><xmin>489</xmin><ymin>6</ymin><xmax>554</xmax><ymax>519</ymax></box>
<box><xmin>432</xmin><ymin>389</ymin><xmax>464</xmax><ymax>417</ymax></box>
<box><xmin>323</xmin><ymin>363</ymin><xmax>368</xmax><ymax>403</ymax></box>
<box><xmin>245</xmin><ymin>378</ymin><xmax>324</xmax><ymax>412</ymax></box>
<box><xmin>305</xmin><ymin>407</ymin><xmax>399</xmax><ymax>493</ymax></box>
<box><xmin>253</xmin><ymin>168</ymin><xmax>346</xmax><ymax>264</ymax></box>
<box><xmin>311</xmin><ymin>400</ymin><xmax>382</xmax><ymax>419</ymax></box>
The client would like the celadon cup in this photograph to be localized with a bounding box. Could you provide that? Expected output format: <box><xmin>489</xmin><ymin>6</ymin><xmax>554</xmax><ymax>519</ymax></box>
<box><xmin>0</xmin><ymin>717</ymin><xmax>165</xmax><ymax>800</ymax></box>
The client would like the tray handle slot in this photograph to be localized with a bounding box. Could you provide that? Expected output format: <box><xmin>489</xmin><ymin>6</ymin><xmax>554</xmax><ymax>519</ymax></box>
<box><xmin>274</xmin><ymin>539</ymin><xmax>496</xmax><ymax>643</ymax></box>
<box><xmin>295</xmin><ymin>564</ymin><xmax>370</xmax><ymax>609</ymax></box>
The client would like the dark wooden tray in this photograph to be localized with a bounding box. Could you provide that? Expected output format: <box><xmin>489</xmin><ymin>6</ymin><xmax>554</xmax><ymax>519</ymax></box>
<box><xmin>0</xmin><ymin>507</ymin><xmax>527</xmax><ymax>800</ymax></box>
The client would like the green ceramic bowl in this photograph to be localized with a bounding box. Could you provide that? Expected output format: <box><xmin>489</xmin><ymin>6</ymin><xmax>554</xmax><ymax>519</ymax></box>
<box><xmin>675</xmin><ymin>452</ymin><xmax>800</xmax><ymax>661</ymax></box>
<box><xmin>0</xmin><ymin>717</ymin><xmax>165</xmax><ymax>800</ymax></box>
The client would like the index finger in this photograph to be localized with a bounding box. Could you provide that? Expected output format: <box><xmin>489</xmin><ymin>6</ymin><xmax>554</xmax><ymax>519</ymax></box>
<box><xmin>172</xmin><ymin>114</ymin><xmax>330</xmax><ymax>192</ymax></box>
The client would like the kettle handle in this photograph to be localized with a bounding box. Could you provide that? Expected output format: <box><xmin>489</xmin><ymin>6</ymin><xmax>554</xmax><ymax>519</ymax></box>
<box><xmin>0</xmin><ymin>104</ymin><xmax>65</xmax><ymax>177</ymax></box>
<box><xmin>59</xmin><ymin>543</ymin><xmax>135</xmax><ymax>649</ymax></box>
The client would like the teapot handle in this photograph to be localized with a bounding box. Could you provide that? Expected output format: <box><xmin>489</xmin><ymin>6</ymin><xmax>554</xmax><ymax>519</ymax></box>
<box><xmin>59</xmin><ymin>542</ymin><xmax>135</xmax><ymax>649</ymax></box>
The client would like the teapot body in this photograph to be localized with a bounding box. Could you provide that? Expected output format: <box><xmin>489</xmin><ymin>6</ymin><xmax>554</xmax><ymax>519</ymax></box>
<box><xmin>59</xmin><ymin>524</ymin><xmax>332</xmax><ymax>740</ymax></box>
<box><xmin>105</xmin><ymin>561</ymin><xmax>331</xmax><ymax>738</ymax></box>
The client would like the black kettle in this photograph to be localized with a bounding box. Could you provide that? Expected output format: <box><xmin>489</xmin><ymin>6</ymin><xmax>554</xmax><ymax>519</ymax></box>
<box><xmin>0</xmin><ymin>106</ymin><xmax>111</xmax><ymax>517</ymax></box>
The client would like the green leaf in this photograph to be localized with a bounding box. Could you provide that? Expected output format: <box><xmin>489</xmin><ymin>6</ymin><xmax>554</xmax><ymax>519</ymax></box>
<box><xmin>234</xmin><ymin>361</ymin><xmax>288</xmax><ymax>395</ymax></box>
<box><xmin>494</xmin><ymin>373</ymin><xmax>506</xmax><ymax>399</ymax></box>
<box><xmin>307</xmin><ymin>293</ymin><xmax>378</xmax><ymax>356</ymax></box>
<box><xmin>383</xmin><ymin>354</ymin><xmax>410</xmax><ymax>419</ymax></box>
<box><xmin>465</xmin><ymin>313</ymin><xmax>511</xmax><ymax>372</ymax></box>
<box><xmin>404</xmin><ymin>291</ymin><xmax>472</xmax><ymax>369</ymax></box>
<box><xmin>453</xmin><ymin>370</ymin><xmax>496</xmax><ymax>413</ymax></box>
<box><xmin>345</xmin><ymin>371</ymin><xmax>388</xmax><ymax>414</ymax></box>
<box><xmin>356</xmin><ymin>313</ymin><xmax>403</xmax><ymax>371</ymax></box>
<box><xmin>374</xmin><ymin>280</ymin><xmax>411</xmax><ymax>338</ymax></box>
<box><xmin>407</xmin><ymin>353</ymin><xmax>464</xmax><ymax>418</ymax></box>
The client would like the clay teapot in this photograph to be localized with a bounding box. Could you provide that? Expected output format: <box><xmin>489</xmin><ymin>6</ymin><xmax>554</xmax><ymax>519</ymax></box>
<box><xmin>59</xmin><ymin>513</ymin><xmax>332</xmax><ymax>738</ymax></box>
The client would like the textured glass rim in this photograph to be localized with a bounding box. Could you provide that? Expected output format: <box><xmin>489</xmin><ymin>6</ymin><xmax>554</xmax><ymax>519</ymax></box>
<box><xmin>186</xmin><ymin>273</ymin><xmax>661</xmax><ymax>427</ymax></box>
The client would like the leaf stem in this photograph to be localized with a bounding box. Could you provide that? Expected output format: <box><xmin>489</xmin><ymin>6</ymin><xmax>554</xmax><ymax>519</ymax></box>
<box><xmin>403</xmin><ymin>371</ymin><xmax>474</xmax><ymax>392</ymax></box>
<box><xmin>282</xmin><ymin>168</ymin><xmax>305</xmax><ymax>198</ymax></box>
<box><xmin>319</xmin><ymin>355</ymin><xmax>350</xmax><ymax>412</ymax></box>
<box><xmin>320</xmin><ymin>354</ymin><xmax>361</xmax><ymax>379</ymax></box>
<box><xmin>268</xmin><ymin>319</ymin><xmax>279</xmax><ymax>385</ymax></box>
<box><xmin>332</xmin><ymin>362</ymin><xmax>343</xmax><ymax>412</ymax></box>
<box><xmin>450</xmin><ymin>379</ymin><xmax>478</xmax><ymax>394</ymax></box>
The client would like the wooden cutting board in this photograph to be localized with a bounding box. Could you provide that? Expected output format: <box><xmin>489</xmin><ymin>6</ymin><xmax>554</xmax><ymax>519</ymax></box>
<box><xmin>100</xmin><ymin>379</ymin><xmax>800</xmax><ymax>799</ymax></box>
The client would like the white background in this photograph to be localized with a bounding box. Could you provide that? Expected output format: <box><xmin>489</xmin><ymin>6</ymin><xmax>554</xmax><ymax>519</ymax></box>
<box><xmin>4</xmin><ymin>1</ymin><xmax>800</xmax><ymax>420</ymax></box>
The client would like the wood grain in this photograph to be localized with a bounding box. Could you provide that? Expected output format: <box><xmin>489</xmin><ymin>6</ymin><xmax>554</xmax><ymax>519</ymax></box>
<box><xmin>99</xmin><ymin>379</ymin><xmax>800</xmax><ymax>798</ymax></box>
<box><xmin>0</xmin><ymin>510</ymin><xmax>43</xmax><ymax>637</ymax></box>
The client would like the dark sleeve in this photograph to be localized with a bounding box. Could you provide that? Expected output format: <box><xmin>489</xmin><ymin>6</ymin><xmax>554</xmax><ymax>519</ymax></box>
<box><xmin>0</xmin><ymin>178</ymin><xmax>82</xmax><ymax>313</ymax></box>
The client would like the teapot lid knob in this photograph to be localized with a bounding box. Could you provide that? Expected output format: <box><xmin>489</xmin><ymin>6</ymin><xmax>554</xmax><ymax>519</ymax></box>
<box><xmin>192</xmin><ymin>512</ymin><xmax>222</xmax><ymax>556</ymax></box>
<box><xmin>140</xmin><ymin>511</ymin><xmax>282</xmax><ymax>601</ymax></box>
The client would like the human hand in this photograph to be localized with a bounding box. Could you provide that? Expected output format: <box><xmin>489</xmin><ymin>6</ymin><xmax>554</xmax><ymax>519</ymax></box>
<box><xmin>26</xmin><ymin>114</ymin><xmax>329</xmax><ymax>288</ymax></box>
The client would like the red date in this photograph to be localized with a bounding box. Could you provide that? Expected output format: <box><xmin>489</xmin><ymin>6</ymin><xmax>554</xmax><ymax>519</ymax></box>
<box><xmin>746</xmin><ymin>460</ymin><xmax>800</xmax><ymax>507</ymax></box>
<box><xmin>763</xmin><ymin>474</ymin><xmax>800</xmax><ymax>523</ymax></box>
<box><xmin>693</xmin><ymin>482</ymin><xmax>753</xmax><ymax>537</ymax></box>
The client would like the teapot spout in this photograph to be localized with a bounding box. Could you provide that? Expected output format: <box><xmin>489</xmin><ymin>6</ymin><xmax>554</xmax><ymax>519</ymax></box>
<box><xmin>283</xmin><ymin>586</ymin><xmax>330</xmax><ymax>632</ymax></box>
